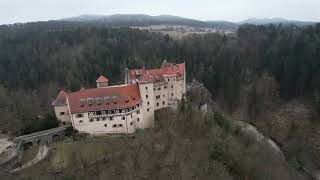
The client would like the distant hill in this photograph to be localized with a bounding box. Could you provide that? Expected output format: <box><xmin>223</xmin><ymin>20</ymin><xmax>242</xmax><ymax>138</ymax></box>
<box><xmin>239</xmin><ymin>18</ymin><xmax>317</xmax><ymax>26</ymax></box>
<box><xmin>1</xmin><ymin>15</ymin><xmax>317</xmax><ymax>33</ymax></box>
<box><xmin>62</xmin><ymin>14</ymin><xmax>319</xmax><ymax>30</ymax></box>
<box><xmin>62</xmin><ymin>14</ymin><xmax>239</xmax><ymax>30</ymax></box>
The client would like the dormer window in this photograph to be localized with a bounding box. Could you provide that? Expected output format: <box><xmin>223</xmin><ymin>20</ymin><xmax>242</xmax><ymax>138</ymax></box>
<box><xmin>80</xmin><ymin>99</ymin><xmax>86</xmax><ymax>107</ymax></box>
<box><xmin>112</xmin><ymin>96</ymin><xmax>118</xmax><ymax>104</ymax></box>
<box><xmin>104</xmin><ymin>97</ymin><xmax>110</xmax><ymax>105</ymax></box>
<box><xmin>96</xmin><ymin>98</ymin><xmax>102</xmax><ymax>106</ymax></box>
<box><xmin>87</xmin><ymin>98</ymin><xmax>93</xmax><ymax>106</ymax></box>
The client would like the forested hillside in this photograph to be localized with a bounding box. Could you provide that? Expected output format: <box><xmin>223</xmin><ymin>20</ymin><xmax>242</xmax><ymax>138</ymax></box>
<box><xmin>0</xmin><ymin>22</ymin><xmax>320</xmax><ymax>128</ymax></box>
<box><xmin>1</xmin><ymin>22</ymin><xmax>320</xmax><ymax>173</ymax></box>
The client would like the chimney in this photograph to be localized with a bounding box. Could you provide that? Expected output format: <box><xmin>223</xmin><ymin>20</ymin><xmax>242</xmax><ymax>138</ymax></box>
<box><xmin>124</xmin><ymin>68</ymin><xmax>129</xmax><ymax>84</ymax></box>
<box><xmin>142</xmin><ymin>66</ymin><xmax>145</xmax><ymax>70</ymax></box>
<box><xmin>162</xmin><ymin>60</ymin><xmax>167</xmax><ymax>67</ymax></box>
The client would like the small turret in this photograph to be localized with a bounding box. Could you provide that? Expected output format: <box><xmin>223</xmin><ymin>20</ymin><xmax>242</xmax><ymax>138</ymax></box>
<box><xmin>96</xmin><ymin>75</ymin><xmax>109</xmax><ymax>88</ymax></box>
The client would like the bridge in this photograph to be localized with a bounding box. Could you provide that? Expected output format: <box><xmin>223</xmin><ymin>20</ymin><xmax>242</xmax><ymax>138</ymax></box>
<box><xmin>14</xmin><ymin>126</ymin><xmax>70</xmax><ymax>150</ymax></box>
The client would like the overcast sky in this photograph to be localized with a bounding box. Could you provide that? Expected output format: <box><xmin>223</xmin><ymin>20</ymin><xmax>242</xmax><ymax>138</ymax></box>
<box><xmin>0</xmin><ymin>0</ymin><xmax>319</xmax><ymax>24</ymax></box>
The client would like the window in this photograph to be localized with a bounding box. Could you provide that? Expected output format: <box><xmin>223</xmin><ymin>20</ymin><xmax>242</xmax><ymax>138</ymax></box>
<box><xmin>172</xmin><ymin>93</ymin><xmax>174</xmax><ymax>97</ymax></box>
<box><xmin>163</xmin><ymin>101</ymin><xmax>165</xmax><ymax>105</ymax></box>
<box><xmin>76</xmin><ymin>113</ymin><xmax>83</xmax><ymax>118</ymax></box>
<box><xmin>174</xmin><ymin>78</ymin><xmax>176</xmax><ymax>81</ymax></box>
<box><xmin>157</xmin><ymin>103</ymin><xmax>159</xmax><ymax>107</ymax></box>
<box><xmin>158</xmin><ymin>87</ymin><xmax>161</xmax><ymax>91</ymax></box>
<box><xmin>137</xmin><ymin>118</ymin><xmax>140</xmax><ymax>122</ymax></box>
<box><xmin>147</xmin><ymin>102</ymin><xmax>150</xmax><ymax>106</ymax></box>
<box><xmin>146</xmin><ymin>95</ymin><xmax>149</xmax><ymax>98</ymax></box>
<box><xmin>168</xmin><ymin>79</ymin><xmax>170</xmax><ymax>81</ymax></box>
<box><xmin>96</xmin><ymin>118</ymin><xmax>100</xmax><ymax>121</ymax></box>
<box><xmin>80</xmin><ymin>99</ymin><xmax>86</xmax><ymax>107</ymax></box>
<box><xmin>118</xmin><ymin>124</ymin><xmax>123</xmax><ymax>127</ymax></box>
<box><xmin>153</xmin><ymin>88</ymin><xmax>156</xmax><ymax>91</ymax></box>
<box><xmin>145</xmin><ymin>87</ymin><xmax>148</xmax><ymax>90</ymax></box>
<box><xmin>122</xmin><ymin>116</ymin><xmax>125</xmax><ymax>120</ymax></box>
<box><xmin>104</xmin><ymin>97</ymin><xmax>110</xmax><ymax>105</ymax></box>
<box><xmin>113</xmin><ymin>124</ymin><xmax>117</xmax><ymax>128</ymax></box>
<box><xmin>102</xmin><ymin>117</ymin><xmax>106</xmax><ymax>121</ymax></box>
<box><xmin>131</xmin><ymin>114</ymin><xmax>133</xmax><ymax>118</ymax></box>
<box><xmin>137</xmin><ymin>110</ymin><xmax>140</xmax><ymax>114</ymax></box>
<box><xmin>88</xmin><ymin>98</ymin><xmax>93</xmax><ymax>106</ymax></box>
<box><xmin>60</xmin><ymin>112</ymin><xmax>65</xmax><ymax>116</ymax></box>
<box><xmin>147</xmin><ymin>108</ymin><xmax>150</xmax><ymax>112</ymax></box>
<box><xmin>104</xmin><ymin>124</ymin><xmax>107</xmax><ymax>127</ymax></box>
<box><xmin>130</xmin><ymin>122</ymin><xmax>133</xmax><ymax>126</ymax></box>
<box><xmin>79</xmin><ymin>120</ymin><xmax>83</xmax><ymax>123</ymax></box>
<box><xmin>171</xmin><ymin>85</ymin><xmax>174</xmax><ymax>89</ymax></box>
<box><xmin>164</xmin><ymin>86</ymin><xmax>167</xmax><ymax>89</ymax></box>
<box><xmin>109</xmin><ymin>117</ymin><xmax>113</xmax><ymax>121</ymax></box>
<box><xmin>96</xmin><ymin>98</ymin><xmax>102</xmax><ymax>106</ymax></box>
<box><xmin>90</xmin><ymin>119</ymin><xmax>94</xmax><ymax>122</ymax></box>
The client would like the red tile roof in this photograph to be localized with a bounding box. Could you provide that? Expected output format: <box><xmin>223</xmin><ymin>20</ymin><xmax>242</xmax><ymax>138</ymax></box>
<box><xmin>66</xmin><ymin>84</ymin><xmax>141</xmax><ymax>113</ymax></box>
<box><xmin>96</xmin><ymin>75</ymin><xmax>109</xmax><ymax>83</ymax></box>
<box><xmin>129</xmin><ymin>62</ymin><xmax>185</xmax><ymax>84</ymax></box>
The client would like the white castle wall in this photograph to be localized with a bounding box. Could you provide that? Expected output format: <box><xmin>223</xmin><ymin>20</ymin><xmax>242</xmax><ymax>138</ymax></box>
<box><xmin>54</xmin><ymin>105</ymin><xmax>71</xmax><ymax>124</ymax></box>
<box><xmin>153</xmin><ymin>84</ymin><xmax>169</xmax><ymax>110</ymax></box>
<box><xmin>71</xmin><ymin>109</ymin><xmax>141</xmax><ymax>134</ymax></box>
<box><xmin>138</xmin><ymin>82</ymin><xmax>155</xmax><ymax>128</ymax></box>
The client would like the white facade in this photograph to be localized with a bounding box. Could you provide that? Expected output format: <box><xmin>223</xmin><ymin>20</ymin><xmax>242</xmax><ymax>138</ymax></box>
<box><xmin>70</xmin><ymin>106</ymin><xmax>142</xmax><ymax>134</ymax></box>
<box><xmin>54</xmin><ymin>105</ymin><xmax>71</xmax><ymax>124</ymax></box>
<box><xmin>138</xmin><ymin>82</ymin><xmax>155</xmax><ymax>128</ymax></box>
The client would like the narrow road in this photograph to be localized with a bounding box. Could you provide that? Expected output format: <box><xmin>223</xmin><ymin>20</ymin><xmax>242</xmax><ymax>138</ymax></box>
<box><xmin>0</xmin><ymin>138</ymin><xmax>13</xmax><ymax>154</ymax></box>
<box><xmin>233</xmin><ymin>120</ymin><xmax>285</xmax><ymax>159</ymax></box>
<box><xmin>10</xmin><ymin>144</ymin><xmax>49</xmax><ymax>173</ymax></box>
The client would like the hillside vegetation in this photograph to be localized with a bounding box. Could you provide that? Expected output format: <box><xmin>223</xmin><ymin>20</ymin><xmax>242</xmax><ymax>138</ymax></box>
<box><xmin>4</xmin><ymin>98</ymin><xmax>305</xmax><ymax>179</ymax></box>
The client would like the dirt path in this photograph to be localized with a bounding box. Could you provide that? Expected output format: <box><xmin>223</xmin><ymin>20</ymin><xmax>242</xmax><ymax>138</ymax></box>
<box><xmin>10</xmin><ymin>144</ymin><xmax>49</xmax><ymax>173</ymax></box>
<box><xmin>0</xmin><ymin>138</ymin><xmax>13</xmax><ymax>154</ymax></box>
<box><xmin>234</xmin><ymin>120</ymin><xmax>285</xmax><ymax>159</ymax></box>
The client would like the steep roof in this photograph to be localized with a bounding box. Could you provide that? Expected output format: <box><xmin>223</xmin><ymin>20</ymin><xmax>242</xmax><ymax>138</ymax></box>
<box><xmin>129</xmin><ymin>61</ymin><xmax>185</xmax><ymax>84</ymax></box>
<box><xmin>52</xmin><ymin>90</ymin><xmax>67</xmax><ymax>106</ymax></box>
<box><xmin>96</xmin><ymin>75</ymin><xmax>109</xmax><ymax>83</ymax></box>
<box><xmin>66</xmin><ymin>83</ymin><xmax>141</xmax><ymax>113</ymax></box>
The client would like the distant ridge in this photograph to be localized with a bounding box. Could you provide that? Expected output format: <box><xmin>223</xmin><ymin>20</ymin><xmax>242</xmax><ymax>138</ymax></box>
<box><xmin>1</xmin><ymin>14</ymin><xmax>317</xmax><ymax>30</ymax></box>
<box><xmin>61</xmin><ymin>14</ymin><xmax>319</xmax><ymax>29</ymax></box>
<box><xmin>238</xmin><ymin>17</ymin><xmax>317</xmax><ymax>26</ymax></box>
<box><xmin>61</xmin><ymin>14</ymin><xmax>239</xmax><ymax>29</ymax></box>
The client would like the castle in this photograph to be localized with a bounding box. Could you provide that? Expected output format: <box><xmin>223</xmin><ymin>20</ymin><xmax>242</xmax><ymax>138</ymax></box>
<box><xmin>52</xmin><ymin>60</ymin><xmax>186</xmax><ymax>134</ymax></box>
